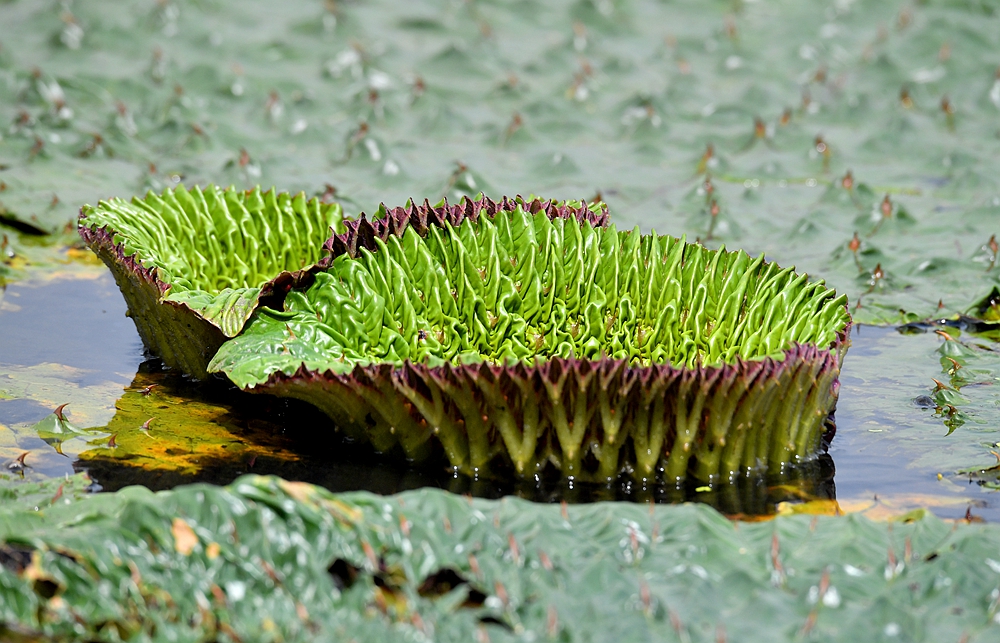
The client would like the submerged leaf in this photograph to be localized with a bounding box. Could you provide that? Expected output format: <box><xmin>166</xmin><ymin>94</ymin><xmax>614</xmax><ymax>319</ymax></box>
<box><xmin>74</xmin><ymin>371</ymin><xmax>304</xmax><ymax>478</ymax></box>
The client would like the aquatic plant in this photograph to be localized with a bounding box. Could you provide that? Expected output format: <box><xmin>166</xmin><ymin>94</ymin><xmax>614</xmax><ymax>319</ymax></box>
<box><xmin>78</xmin><ymin>185</ymin><xmax>343</xmax><ymax>378</ymax></box>
<box><xmin>3</xmin><ymin>473</ymin><xmax>997</xmax><ymax>642</ymax></box>
<box><xmin>211</xmin><ymin>202</ymin><xmax>850</xmax><ymax>483</ymax></box>
<box><xmin>324</xmin><ymin>193</ymin><xmax>610</xmax><ymax>258</ymax></box>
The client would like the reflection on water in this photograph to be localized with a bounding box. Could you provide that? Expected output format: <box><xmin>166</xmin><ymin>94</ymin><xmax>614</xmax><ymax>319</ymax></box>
<box><xmin>1</xmin><ymin>276</ymin><xmax>997</xmax><ymax>520</ymax></box>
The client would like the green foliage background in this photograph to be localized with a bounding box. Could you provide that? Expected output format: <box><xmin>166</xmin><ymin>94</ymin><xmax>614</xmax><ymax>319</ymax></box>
<box><xmin>3</xmin><ymin>0</ymin><xmax>1000</xmax><ymax>324</ymax></box>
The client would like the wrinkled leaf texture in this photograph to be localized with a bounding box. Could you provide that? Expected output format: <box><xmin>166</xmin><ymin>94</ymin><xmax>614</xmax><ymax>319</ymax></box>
<box><xmin>1</xmin><ymin>474</ymin><xmax>998</xmax><ymax>642</ymax></box>
<box><xmin>79</xmin><ymin>184</ymin><xmax>344</xmax><ymax>337</ymax></box>
<box><xmin>214</xmin><ymin>205</ymin><xmax>849</xmax><ymax>384</ymax></box>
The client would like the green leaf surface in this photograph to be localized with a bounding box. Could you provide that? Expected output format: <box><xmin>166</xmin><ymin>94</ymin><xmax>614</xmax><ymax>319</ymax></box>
<box><xmin>79</xmin><ymin>184</ymin><xmax>344</xmax><ymax>293</ymax></box>
<box><xmin>0</xmin><ymin>472</ymin><xmax>93</xmax><ymax>518</ymax></box>
<box><xmin>213</xmin><ymin>207</ymin><xmax>848</xmax><ymax>387</ymax></box>
<box><xmin>166</xmin><ymin>286</ymin><xmax>262</xmax><ymax>340</ymax></box>
<box><xmin>2</xmin><ymin>475</ymin><xmax>1000</xmax><ymax>642</ymax></box>
<box><xmin>79</xmin><ymin>183</ymin><xmax>344</xmax><ymax>338</ymax></box>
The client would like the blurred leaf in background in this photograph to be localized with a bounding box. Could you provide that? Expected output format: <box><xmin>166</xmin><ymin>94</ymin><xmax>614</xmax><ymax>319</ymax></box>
<box><xmin>0</xmin><ymin>0</ymin><xmax>997</xmax><ymax>323</ymax></box>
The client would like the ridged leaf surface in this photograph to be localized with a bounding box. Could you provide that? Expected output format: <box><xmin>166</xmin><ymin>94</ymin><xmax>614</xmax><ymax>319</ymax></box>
<box><xmin>214</xmin><ymin>207</ymin><xmax>849</xmax><ymax>386</ymax></box>
<box><xmin>79</xmin><ymin>184</ymin><xmax>344</xmax><ymax>337</ymax></box>
<box><xmin>210</xmin><ymin>209</ymin><xmax>849</xmax><ymax>482</ymax></box>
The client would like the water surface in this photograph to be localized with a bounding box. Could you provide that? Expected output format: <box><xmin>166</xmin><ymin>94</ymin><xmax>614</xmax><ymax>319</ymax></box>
<box><xmin>2</xmin><ymin>274</ymin><xmax>995</xmax><ymax>520</ymax></box>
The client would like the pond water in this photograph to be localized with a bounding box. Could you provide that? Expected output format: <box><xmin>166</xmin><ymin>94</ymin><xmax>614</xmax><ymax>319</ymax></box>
<box><xmin>2</xmin><ymin>271</ymin><xmax>996</xmax><ymax>521</ymax></box>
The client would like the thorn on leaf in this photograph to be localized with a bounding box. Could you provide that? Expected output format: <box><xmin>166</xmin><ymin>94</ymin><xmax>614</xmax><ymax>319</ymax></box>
<box><xmin>7</xmin><ymin>452</ymin><xmax>29</xmax><ymax>471</ymax></box>
<box><xmin>881</xmin><ymin>194</ymin><xmax>893</xmax><ymax>219</ymax></box>
<box><xmin>900</xmin><ymin>86</ymin><xmax>914</xmax><ymax>109</ymax></box>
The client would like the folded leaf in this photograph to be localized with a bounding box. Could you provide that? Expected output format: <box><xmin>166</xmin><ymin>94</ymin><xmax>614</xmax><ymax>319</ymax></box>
<box><xmin>78</xmin><ymin>185</ymin><xmax>344</xmax><ymax>377</ymax></box>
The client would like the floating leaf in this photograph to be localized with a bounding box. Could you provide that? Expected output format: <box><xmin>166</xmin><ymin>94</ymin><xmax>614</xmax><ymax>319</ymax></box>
<box><xmin>212</xmin><ymin>203</ymin><xmax>851</xmax><ymax>483</ymax></box>
<box><xmin>78</xmin><ymin>185</ymin><xmax>344</xmax><ymax>377</ymax></box>
<box><xmin>30</xmin><ymin>407</ymin><xmax>95</xmax><ymax>455</ymax></box>
<box><xmin>1</xmin><ymin>475</ymin><xmax>999</xmax><ymax>642</ymax></box>
<box><xmin>0</xmin><ymin>363</ymin><xmax>126</xmax><ymax>428</ymax></box>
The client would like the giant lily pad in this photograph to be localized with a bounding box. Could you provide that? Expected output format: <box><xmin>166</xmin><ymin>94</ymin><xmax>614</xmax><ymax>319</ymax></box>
<box><xmin>2</xmin><ymin>474</ymin><xmax>999</xmax><ymax>643</ymax></box>
<box><xmin>211</xmin><ymin>202</ymin><xmax>851</xmax><ymax>484</ymax></box>
<box><xmin>78</xmin><ymin>185</ymin><xmax>344</xmax><ymax>378</ymax></box>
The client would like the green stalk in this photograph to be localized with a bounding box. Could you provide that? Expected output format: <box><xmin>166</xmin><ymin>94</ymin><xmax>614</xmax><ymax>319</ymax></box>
<box><xmin>631</xmin><ymin>400</ymin><xmax>653</xmax><ymax>479</ymax></box>
<box><xmin>595</xmin><ymin>387</ymin><xmax>626</xmax><ymax>480</ymax></box>
<box><xmin>768</xmin><ymin>362</ymin><xmax>811</xmax><ymax>466</ymax></box>
<box><xmin>691</xmin><ymin>371</ymin><xmax>741</xmax><ymax>482</ymax></box>
<box><xmin>783</xmin><ymin>360</ymin><xmax>823</xmax><ymax>461</ymax></box>
<box><xmin>475</xmin><ymin>377</ymin><xmax>530</xmax><ymax>473</ymax></box>
<box><xmin>445</xmin><ymin>378</ymin><xmax>492</xmax><ymax>473</ymax></box>
<box><xmin>719</xmin><ymin>370</ymin><xmax>772</xmax><ymax>478</ymax></box>
<box><xmin>663</xmin><ymin>374</ymin><xmax>699</xmax><ymax>483</ymax></box>
<box><xmin>633</xmin><ymin>397</ymin><xmax>667</xmax><ymax>480</ymax></box>
<box><xmin>792</xmin><ymin>366</ymin><xmax>837</xmax><ymax>457</ymax></box>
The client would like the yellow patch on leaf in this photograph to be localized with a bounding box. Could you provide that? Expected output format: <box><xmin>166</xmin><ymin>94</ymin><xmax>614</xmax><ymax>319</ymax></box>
<box><xmin>278</xmin><ymin>479</ymin><xmax>362</xmax><ymax>525</ymax></box>
<box><xmin>172</xmin><ymin>517</ymin><xmax>198</xmax><ymax>556</ymax></box>
<box><xmin>278</xmin><ymin>480</ymin><xmax>315</xmax><ymax>506</ymax></box>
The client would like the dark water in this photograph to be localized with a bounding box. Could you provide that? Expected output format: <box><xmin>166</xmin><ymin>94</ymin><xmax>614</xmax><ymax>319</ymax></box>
<box><xmin>1</xmin><ymin>275</ymin><xmax>996</xmax><ymax>520</ymax></box>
